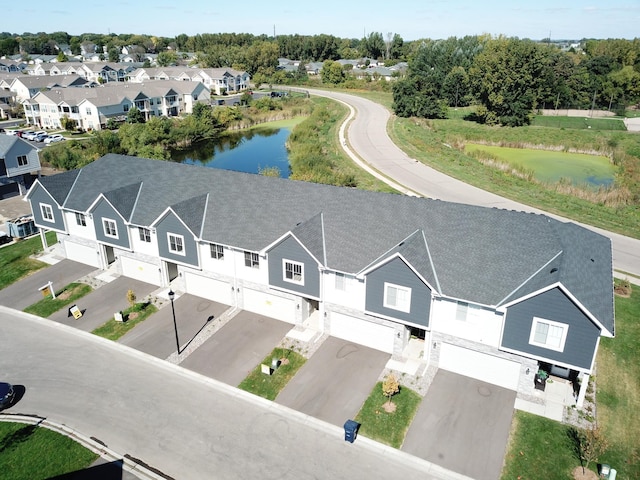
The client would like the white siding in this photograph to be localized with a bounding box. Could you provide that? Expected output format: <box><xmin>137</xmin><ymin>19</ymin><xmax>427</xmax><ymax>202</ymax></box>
<box><xmin>322</xmin><ymin>272</ymin><xmax>365</xmax><ymax>310</ymax></box>
<box><xmin>330</xmin><ymin>312</ymin><xmax>395</xmax><ymax>353</ymax></box>
<box><xmin>64</xmin><ymin>211</ymin><xmax>95</xmax><ymax>238</ymax></box>
<box><xmin>439</xmin><ymin>343</ymin><xmax>521</xmax><ymax>390</ymax></box>
<box><xmin>431</xmin><ymin>298</ymin><xmax>504</xmax><ymax>347</ymax></box>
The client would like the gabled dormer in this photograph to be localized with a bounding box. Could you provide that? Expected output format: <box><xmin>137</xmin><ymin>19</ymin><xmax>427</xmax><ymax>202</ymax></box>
<box><xmin>361</xmin><ymin>230</ymin><xmax>438</xmax><ymax>328</ymax></box>
<box><xmin>265</xmin><ymin>213</ymin><xmax>325</xmax><ymax>299</ymax></box>
<box><xmin>152</xmin><ymin>194</ymin><xmax>207</xmax><ymax>267</ymax></box>
<box><xmin>87</xmin><ymin>183</ymin><xmax>141</xmax><ymax>250</ymax></box>
<box><xmin>26</xmin><ymin>169</ymin><xmax>80</xmax><ymax>233</ymax></box>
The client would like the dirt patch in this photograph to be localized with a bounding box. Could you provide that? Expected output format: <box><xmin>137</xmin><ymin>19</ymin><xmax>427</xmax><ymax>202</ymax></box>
<box><xmin>571</xmin><ymin>466</ymin><xmax>598</xmax><ymax>480</ymax></box>
<box><xmin>382</xmin><ymin>401</ymin><xmax>397</xmax><ymax>413</ymax></box>
<box><xmin>614</xmin><ymin>279</ymin><xmax>632</xmax><ymax>297</ymax></box>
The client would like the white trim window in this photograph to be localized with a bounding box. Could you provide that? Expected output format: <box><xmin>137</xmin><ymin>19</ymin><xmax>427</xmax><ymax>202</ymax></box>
<box><xmin>103</xmin><ymin>218</ymin><xmax>118</xmax><ymax>239</ymax></box>
<box><xmin>40</xmin><ymin>203</ymin><xmax>54</xmax><ymax>222</ymax></box>
<box><xmin>17</xmin><ymin>155</ymin><xmax>28</xmax><ymax>166</ymax></box>
<box><xmin>335</xmin><ymin>272</ymin><xmax>346</xmax><ymax>291</ymax></box>
<box><xmin>75</xmin><ymin>212</ymin><xmax>86</xmax><ymax>226</ymax></box>
<box><xmin>210</xmin><ymin>243</ymin><xmax>224</xmax><ymax>260</ymax></box>
<box><xmin>383</xmin><ymin>282</ymin><xmax>412</xmax><ymax>313</ymax></box>
<box><xmin>168</xmin><ymin>233</ymin><xmax>184</xmax><ymax>255</ymax></box>
<box><xmin>244</xmin><ymin>251</ymin><xmax>259</xmax><ymax>268</ymax></box>
<box><xmin>138</xmin><ymin>227</ymin><xmax>151</xmax><ymax>243</ymax></box>
<box><xmin>283</xmin><ymin>259</ymin><xmax>304</xmax><ymax>285</ymax></box>
<box><xmin>529</xmin><ymin>317</ymin><xmax>569</xmax><ymax>352</ymax></box>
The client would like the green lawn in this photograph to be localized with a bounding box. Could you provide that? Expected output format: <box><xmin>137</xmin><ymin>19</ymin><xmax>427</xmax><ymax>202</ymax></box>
<box><xmin>465</xmin><ymin>143</ymin><xmax>615</xmax><ymax>186</ymax></box>
<box><xmin>531</xmin><ymin>116</ymin><xmax>627</xmax><ymax>130</ymax></box>
<box><xmin>502</xmin><ymin>289</ymin><xmax>640</xmax><ymax>479</ymax></box>
<box><xmin>354</xmin><ymin>382</ymin><xmax>422</xmax><ymax>448</ymax></box>
<box><xmin>0</xmin><ymin>232</ymin><xmax>57</xmax><ymax>289</ymax></box>
<box><xmin>238</xmin><ymin>348</ymin><xmax>306</xmax><ymax>400</ymax></box>
<box><xmin>92</xmin><ymin>302</ymin><xmax>158</xmax><ymax>341</ymax></box>
<box><xmin>0</xmin><ymin>422</ymin><xmax>98</xmax><ymax>480</ymax></box>
<box><xmin>23</xmin><ymin>282</ymin><xmax>92</xmax><ymax>317</ymax></box>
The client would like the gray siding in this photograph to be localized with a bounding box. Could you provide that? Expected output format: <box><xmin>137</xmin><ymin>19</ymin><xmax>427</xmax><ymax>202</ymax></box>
<box><xmin>365</xmin><ymin>256</ymin><xmax>431</xmax><ymax>327</ymax></box>
<box><xmin>28</xmin><ymin>184</ymin><xmax>66</xmax><ymax>231</ymax></box>
<box><xmin>502</xmin><ymin>287</ymin><xmax>600</xmax><ymax>370</ymax></box>
<box><xmin>268</xmin><ymin>235</ymin><xmax>320</xmax><ymax>298</ymax></box>
<box><xmin>156</xmin><ymin>212</ymin><xmax>199</xmax><ymax>267</ymax></box>
<box><xmin>91</xmin><ymin>198</ymin><xmax>130</xmax><ymax>249</ymax></box>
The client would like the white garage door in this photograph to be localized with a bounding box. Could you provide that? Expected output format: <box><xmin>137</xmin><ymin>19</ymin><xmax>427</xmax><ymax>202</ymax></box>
<box><xmin>243</xmin><ymin>289</ymin><xmax>295</xmax><ymax>323</ymax></box>
<box><xmin>330</xmin><ymin>313</ymin><xmax>395</xmax><ymax>353</ymax></box>
<box><xmin>184</xmin><ymin>272</ymin><xmax>233</xmax><ymax>305</ymax></box>
<box><xmin>121</xmin><ymin>256</ymin><xmax>161</xmax><ymax>286</ymax></box>
<box><xmin>64</xmin><ymin>240</ymin><xmax>100</xmax><ymax>268</ymax></box>
<box><xmin>439</xmin><ymin>343</ymin><xmax>520</xmax><ymax>390</ymax></box>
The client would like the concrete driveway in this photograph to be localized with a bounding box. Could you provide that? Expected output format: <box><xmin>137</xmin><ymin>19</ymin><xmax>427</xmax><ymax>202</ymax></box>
<box><xmin>402</xmin><ymin>370</ymin><xmax>516</xmax><ymax>480</ymax></box>
<box><xmin>276</xmin><ymin>336</ymin><xmax>390</xmax><ymax>427</ymax></box>
<box><xmin>180</xmin><ymin>310</ymin><xmax>292</xmax><ymax>386</ymax></box>
<box><xmin>118</xmin><ymin>293</ymin><xmax>230</xmax><ymax>359</ymax></box>
<box><xmin>48</xmin><ymin>277</ymin><xmax>157</xmax><ymax>332</ymax></box>
<box><xmin>0</xmin><ymin>259</ymin><xmax>95</xmax><ymax>310</ymax></box>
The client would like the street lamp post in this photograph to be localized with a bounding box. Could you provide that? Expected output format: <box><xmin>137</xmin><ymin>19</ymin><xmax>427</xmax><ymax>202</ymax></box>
<box><xmin>168</xmin><ymin>290</ymin><xmax>180</xmax><ymax>354</ymax></box>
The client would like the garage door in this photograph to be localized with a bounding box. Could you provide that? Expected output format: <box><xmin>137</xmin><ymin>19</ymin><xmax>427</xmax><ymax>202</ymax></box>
<box><xmin>243</xmin><ymin>289</ymin><xmax>295</xmax><ymax>323</ymax></box>
<box><xmin>121</xmin><ymin>256</ymin><xmax>161</xmax><ymax>286</ymax></box>
<box><xmin>64</xmin><ymin>240</ymin><xmax>100</xmax><ymax>267</ymax></box>
<box><xmin>330</xmin><ymin>313</ymin><xmax>395</xmax><ymax>353</ymax></box>
<box><xmin>0</xmin><ymin>182</ymin><xmax>19</xmax><ymax>199</ymax></box>
<box><xmin>439</xmin><ymin>343</ymin><xmax>520</xmax><ymax>390</ymax></box>
<box><xmin>184</xmin><ymin>272</ymin><xmax>232</xmax><ymax>305</ymax></box>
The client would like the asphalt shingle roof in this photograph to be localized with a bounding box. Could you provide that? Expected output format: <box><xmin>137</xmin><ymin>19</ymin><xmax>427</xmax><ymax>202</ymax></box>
<box><xmin>38</xmin><ymin>154</ymin><xmax>614</xmax><ymax>332</ymax></box>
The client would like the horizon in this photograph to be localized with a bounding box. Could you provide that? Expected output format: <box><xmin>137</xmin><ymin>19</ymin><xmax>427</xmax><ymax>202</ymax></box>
<box><xmin>7</xmin><ymin>0</ymin><xmax>638</xmax><ymax>42</ymax></box>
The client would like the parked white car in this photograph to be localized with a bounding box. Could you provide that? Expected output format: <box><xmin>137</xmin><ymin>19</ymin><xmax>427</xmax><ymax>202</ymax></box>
<box><xmin>24</xmin><ymin>130</ymin><xmax>46</xmax><ymax>141</ymax></box>
<box><xmin>44</xmin><ymin>134</ymin><xmax>65</xmax><ymax>144</ymax></box>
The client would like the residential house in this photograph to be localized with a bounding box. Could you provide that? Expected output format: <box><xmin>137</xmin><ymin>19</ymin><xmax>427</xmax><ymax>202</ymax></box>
<box><xmin>0</xmin><ymin>135</ymin><xmax>41</xmax><ymax>198</ymax></box>
<box><xmin>127</xmin><ymin>67</ymin><xmax>250</xmax><ymax>95</ymax></box>
<box><xmin>26</xmin><ymin>155</ymin><xmax>614</xmax><ymax>409</ymax></box>
<box><xmin>0</xmin><ymin>58</ymin><xmax>26</xmax><ymax>73</ymax></box>
<box><xmin>10</xmin><ymin>74</ymin><xmax>91</xmax><ymax>102</ymax></box>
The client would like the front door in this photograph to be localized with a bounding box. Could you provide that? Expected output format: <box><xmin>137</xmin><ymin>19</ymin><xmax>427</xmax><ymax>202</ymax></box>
<box><xmin>104</xmin><ymin>245</ymin><xmax>116</xmax><ymax>265</ymax></box>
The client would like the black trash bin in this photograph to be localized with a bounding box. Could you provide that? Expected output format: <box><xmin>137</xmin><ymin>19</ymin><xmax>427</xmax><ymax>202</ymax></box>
<box><xmin>344</xmin><ymin>419</ymin><xmax>360</xmax><ymax>443</ymax></box>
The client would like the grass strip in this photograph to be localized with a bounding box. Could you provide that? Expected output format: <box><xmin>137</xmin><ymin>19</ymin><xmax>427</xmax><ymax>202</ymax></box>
<box><xmin>0</xmin><ymin>232</ymin><xmax>57</xmax><ymax>290</ymax></box>
<box><xmin>0</xmin><ymin>422</ymin><xmax>98</xmax><ymax>480</ymax></box>
<box><xmin>238</xmin><ymin>348</ymin><xmax>306</xmax><ymax>400</ymax></box>
<box><xmin>354</xmin><ymin>382</ymin><xmax>422</xmax><ymax>448</ymax></box>
<box><xmin>92</xmin><ymin>302</ymin><xmax>158</xmax><ymax>341</ymax></box>
<box><xmin>23</xmin><ymin>282</ymin><xmax>92</xmax><ymax>318</ymax></box>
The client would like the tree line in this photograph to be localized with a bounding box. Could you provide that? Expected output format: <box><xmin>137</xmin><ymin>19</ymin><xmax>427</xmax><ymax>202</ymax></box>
<box><xmin>392</xmin><ymin>36</ymin><xmax>640</xmax><ymax>126</ymax></box>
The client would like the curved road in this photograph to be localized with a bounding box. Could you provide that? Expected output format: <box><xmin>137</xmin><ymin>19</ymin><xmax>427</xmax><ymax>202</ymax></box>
<box><xmin>308</xmin><ymin>88</ymin><xmax>640</xmax><ymax>280</ymax></box>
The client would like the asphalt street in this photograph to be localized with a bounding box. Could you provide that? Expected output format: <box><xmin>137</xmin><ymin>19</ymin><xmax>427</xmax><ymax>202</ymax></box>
<box><xmin>307</xmin><ymin>88</ymin><xmax>640</xmax><ymax>280</ymax></box>
<box><xmin>0</xmin><ymin>308</ymin><xmax>468</xmax><ymax>480</ymax></box>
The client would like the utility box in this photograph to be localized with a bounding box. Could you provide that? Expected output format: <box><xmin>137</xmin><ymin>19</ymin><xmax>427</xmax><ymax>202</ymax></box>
<box><xmin>343</xmin><ymin>419</ymin><xmax>360</xmax><ymax>443</ymax></box>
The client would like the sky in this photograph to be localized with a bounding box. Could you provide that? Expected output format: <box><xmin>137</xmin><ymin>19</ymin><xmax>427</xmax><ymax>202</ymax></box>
<box><xmin>6</xmin><ymin>0</ymin><xmax>639</xmax><ymax>41</ymax></box>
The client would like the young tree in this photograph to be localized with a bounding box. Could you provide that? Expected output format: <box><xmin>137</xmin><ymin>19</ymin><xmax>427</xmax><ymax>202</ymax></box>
<box><xmin>382</xmin><ymin>373</ymin><xmax>400</xmax><ymax>410</ymax></box>
<box><xmin>126</xmin><ymin>289</ymin><xmax>137</xmax><ymax>308</ymax></box>
<box><xmin>579</xmin><ymin>424</ymin><xmax>609</xmax><ymax>475</ymax></box>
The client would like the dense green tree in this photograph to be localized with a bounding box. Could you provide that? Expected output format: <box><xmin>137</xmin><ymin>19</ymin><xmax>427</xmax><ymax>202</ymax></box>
<box><xmin>126</xmin><ymin>106</ymin><xmax>145</xmax><ymax>124</ymax></box>
<box><xmin>469</xmin><ymin>38</ymin><xmax>553</xmax><ymax>126</ymax></box>
<box><xmin>361</xmin><ymin>32</ymin><xmax>385</xmax><ymax>59</ymax></box>
<box><xmin>157</xmin><ymin>50</ymin><xmax>178</xmax><ymax>66</ymax></box>
<box><xmin>244</xmin><ymin>41</ymin><xmax>279</xmax><ymax>76</ymax></box>
<box><xmin>0</xmin><ymin>37</ymin><xmax>19</xmax><ymax>56</ymax></box>
<box><xmin>108</xmin><ymin>47</ymin><xmax>120</xmax><ymax>62</ymax></box>
<box><xmin>320</xmin><ymin>60</ymin><xmax>345</xmax><ymax>84</ymax></box>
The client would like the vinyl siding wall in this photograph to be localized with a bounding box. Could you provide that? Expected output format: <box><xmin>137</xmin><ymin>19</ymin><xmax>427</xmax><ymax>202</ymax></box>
<box><xmin>267</xmin><ymin>236</ymin><xmax>320</xmax><ymax>298</ymax></box>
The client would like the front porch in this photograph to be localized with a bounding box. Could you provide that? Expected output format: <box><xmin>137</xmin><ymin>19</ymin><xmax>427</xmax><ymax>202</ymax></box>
<box><xmin>515</xmin><ymin>374</ymin><xmax>577</xmax><ymax>422</ymax></box>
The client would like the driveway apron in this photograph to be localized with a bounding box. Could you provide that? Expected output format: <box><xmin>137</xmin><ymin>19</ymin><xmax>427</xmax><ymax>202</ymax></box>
<box><xmin>48</xmin><ymin>278</ymin><xmax>157</xmax><ymax>332</ymax></box>
<box><xmin>402</xmin><ymin>370</ymin><xmax>516</xmax><ymax>480</ymax></box>
<box><xmin>276</xmin><ymin>337</ymin><xmax>390</xmax><ymax>427</ymax></box>
<box><xmin>118</xmin><ymin>294</ymin><xmax>230</xmax><ymax>359</ymax></box>
<box><xmin>0</xmin><ymin>260</ymin><xmax>95</xmax><ymax>310</ymax></box>
<box><xmin>180</xmin><ymin>311</ymin><xmax>292</xmax><ymax>386</ymax></box>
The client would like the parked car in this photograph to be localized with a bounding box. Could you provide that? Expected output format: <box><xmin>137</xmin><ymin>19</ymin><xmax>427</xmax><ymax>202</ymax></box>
<box><xmin>0</xmin><ymin>231</ymin><xmax>11</xmax><ymax>245</ymax></box>
<box><xmin>44</xmin><ymin>134</ymin><xmax>65</xmax><ymax>144</ymax></box>
<box><xmin>34</xmin><ymin>132</ymin><xmax>49</xmax><ymax>142</ymax></box>
<box><xmin>24</xmin><ymin>130</ymin><xmax>46</xmax><ymax>141</ymax></box>
<box><xmin>0</xmin><ymin>382</ymin><xmax>14</xmax><ymax>410</ymax></box>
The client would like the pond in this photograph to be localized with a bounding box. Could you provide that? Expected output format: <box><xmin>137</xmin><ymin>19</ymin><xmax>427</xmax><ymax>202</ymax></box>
<box><xmin>170</xmin><ymin>120</ymin><xmax>299</xmax><ymax>178</ymax></box>
<box><xmin>465</xmin><ymin>144</ymin><xmax>615</xmax><ymax>187</ymax></box>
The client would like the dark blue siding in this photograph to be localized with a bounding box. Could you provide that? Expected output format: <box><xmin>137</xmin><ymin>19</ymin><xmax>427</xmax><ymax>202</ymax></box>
<box><xmin>365</xmin><ymin>257</ymin><xmax>431</xmax><ymax>327</ymax></box>
<box><xmin>502</xmin><ymin>287</ymin><xmax>600</xmax><ymax>370</ymax></box>
<box><xmin>91</xmin><ymin>198</ymin><xmax>130</xmax><ymax>249</ymax></box>
<box><xmin>268</xmin><ymin>235</ymin><xmax>319</xmax><ymax>298</ymax></box>
<box><xmin>28</xmin><ymin>184</ymin><xmax>66</xmax><ymax>232</ymax></box>
<box><xmin>156</xmin><ymin>212</ymin><xmax>199</xmax><ymax>267</ymax></box>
